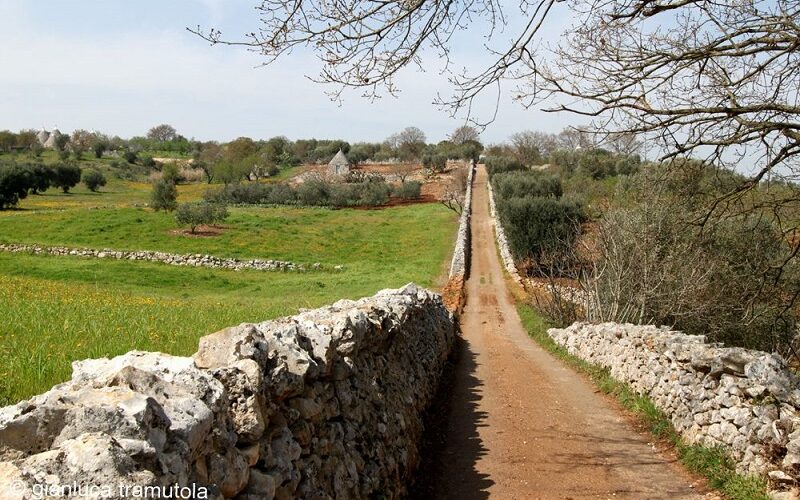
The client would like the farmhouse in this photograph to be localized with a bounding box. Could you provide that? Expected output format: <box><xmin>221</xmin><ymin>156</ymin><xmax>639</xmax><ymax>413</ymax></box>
<box><xmin>328</xmin><ymin>149</ymin><xmax>351</xmax><ymax>175</ymax></box>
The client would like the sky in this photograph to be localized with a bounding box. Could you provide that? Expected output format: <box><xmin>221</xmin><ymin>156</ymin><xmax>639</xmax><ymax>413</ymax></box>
<box><xmin>0</xmin><ymin>0</ymin><xmax>583</xmax><ymax>144</ymax></box>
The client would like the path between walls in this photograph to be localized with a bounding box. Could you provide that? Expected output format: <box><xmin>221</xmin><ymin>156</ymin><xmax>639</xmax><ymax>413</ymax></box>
<box><xmin>421</xmin><ymin>165</ymin><xmax>705</xmax><ymax>499</ymax></box>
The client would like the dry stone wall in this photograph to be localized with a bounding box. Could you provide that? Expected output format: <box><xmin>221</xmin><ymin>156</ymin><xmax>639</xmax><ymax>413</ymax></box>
<box><xmin>0</xmin><ymin>243</ymin><xmax>325</xmax><ymax>272</ymax></box>
<box><xmin>486</xmin><ymin>177</ymin><xmax>522</xmax><ymax>285</ymax></box>
<box><xmin>448</xmin><ymin>161</ymin><xmax>475</xmax><ymax>280</ymax></box>
<box><xmin>549</xmin><ymin>322</ymin><xmax>800</xmax><ymax>487</ymax></box>
<box><xmin>0</xmin><ymin>284</ymin><xmax>455</xmax><ymax>499</ymax></box>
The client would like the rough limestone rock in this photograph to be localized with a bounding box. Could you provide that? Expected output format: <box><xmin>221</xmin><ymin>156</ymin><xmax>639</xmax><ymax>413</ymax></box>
<box><xmin>548</xmin><ymin>322</ymin><xmax>800</xmax><ymax>489</ymax></box>
<box><xmin>0</xmin><ymin>285</ymin><xmax>455</xmax><ymax>499</ymax></box>
<box><xmin>449</xmin><ymin>161</ymin><xmax>474</xmax><ymax>279</ymax></box>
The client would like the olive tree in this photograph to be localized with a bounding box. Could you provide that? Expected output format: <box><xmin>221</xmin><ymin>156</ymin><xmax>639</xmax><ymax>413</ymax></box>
<box><xmin>175</xmin><ymin>202</ymin><xmax>228</xmax><ymax>233</ymax></box>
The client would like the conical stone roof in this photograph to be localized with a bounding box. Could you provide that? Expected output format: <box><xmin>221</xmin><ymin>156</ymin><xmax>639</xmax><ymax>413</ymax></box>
<box><xmin>329</xmin><ymin>149</ymin><xmax>349</xmax><ymax>167</ymax></box>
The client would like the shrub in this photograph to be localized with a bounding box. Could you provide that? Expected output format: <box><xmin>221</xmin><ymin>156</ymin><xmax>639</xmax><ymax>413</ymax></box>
<box><xmin>493</xmin><ymin>171</ymin><xmax>562</xmax><ymax>199</ymax></box>
<box><xmin>393</xmin><ymin>181</ymin><xmax>422</xmax><ymax>200</ymax></box>
<box><xmin>358</xmin><ymin>181</ymin><xmax>391</xmax><ymax>206</ymax></box>
<box><xmin>296</xmin><ymin>178</ymin><xmax>330</xmax><ymax>206</ymax></box>
<box><xmin>497</xmin><ymin>196</ymin><xmax>585</xmax><ymax>275</ymax></box>
<box><xmin>57</xmin><ymin>150</ymin><xmax>70</xmax><ymax>161</ymax></box>
<box><xmin>587</xmin><ymin>198</ymin><xmax>797</xmax><ymax>354</ymax></box>
<box><xmin>151</xmin><ymin>179</ymin><xmax>177</xmax><ymax>211</ymax></box>
<box><xmin>328</xmin><ymin>183</ymin><xmax>358</xmax><ymax>207</ymax></box>
<box><xmin>422</xmin><ymin>152</ymin><xmax>447</xmax><ymax>173</ymax></box>
<box><xmin>139</xmin><ymin>154</ymin><xmax>156</xmax><ymax>168</ymax></box>
<box><xmin>123</xmin><ymin>150</ymin><xmax>138</xmax><ymax>164</ymax></box>
<box><xmin>82</xmin><ymin>169</ymin><xmax>107</xmax><ymax>192</ymax></box>
<box><xmin>161</xmin><ymin>163</ymin><xmax>184</xmax><ymax>184</ymax></box>
<box><xmin>175</xmin><ymin>202</ymin><xmax>228</xmax><ymax>233</ymax></box>
<box><xmin>0</xmin><ymin>164</ymin><xmax>33</xmax><ymax>209</ymax></box>
<box><xmin>267</xmin><ymin>183</ymin><xmax>295</xmax><ymax>205</ymax></box>
<box><xmin>52</xmin><ymin>163</ymin><xmax>81</xmax><ymax>193</ymax></box>
<box><xmin>28</xmin><ymin>163</ymin><xmax>54</xmax><ymax>194</ymax></box>
<box><xmin>485</xmin><ymin>156</ymin><xmax>526</xmax><ymax>178</ymax></box>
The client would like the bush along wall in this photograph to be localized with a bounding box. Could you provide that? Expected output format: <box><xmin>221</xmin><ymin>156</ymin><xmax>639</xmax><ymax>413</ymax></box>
<box><xmin>490</xmin><ymin>166</ymin><xmax>585</xmax><ymax>276</ymax></box>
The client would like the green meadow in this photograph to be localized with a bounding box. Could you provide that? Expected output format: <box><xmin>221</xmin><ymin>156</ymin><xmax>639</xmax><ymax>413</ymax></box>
<box><xmin>0</xmin><ymin>181</ymin><xmax>458</xmax><ymax>403</ymax></box>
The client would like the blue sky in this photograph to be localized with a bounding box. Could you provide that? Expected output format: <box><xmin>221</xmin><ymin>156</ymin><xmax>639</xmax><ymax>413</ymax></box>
<box><xmin>0</xmin><ymin>0</ymin><xmax>581</xmax><ymax>143</ymax></box>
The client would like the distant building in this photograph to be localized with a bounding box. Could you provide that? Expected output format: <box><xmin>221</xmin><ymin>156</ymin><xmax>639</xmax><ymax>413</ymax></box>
<box><xmin>42</xmin><ymin>128</ymin><xmax>63</xmax><ymax>150</ymax></box>
<box><xmin>328</xmin><ymin>149</ymin><xmax>351</xmax><ymax>175</ymax></box>
<box><xmin>36</xmin><ymin>128</ymin><xmax>50</xmax><ymax>146</ymax></box>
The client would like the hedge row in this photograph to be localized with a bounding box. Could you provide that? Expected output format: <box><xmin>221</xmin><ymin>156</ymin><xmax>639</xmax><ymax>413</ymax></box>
<box><xmin>205</xmin><ymin>179</ymin><xmax>421</xmax><ymax>208</ymax></box>
<box><xmin>492</xmin><ymin>167</ymin><xmax>585</xmax><ymax>275</ymax></box>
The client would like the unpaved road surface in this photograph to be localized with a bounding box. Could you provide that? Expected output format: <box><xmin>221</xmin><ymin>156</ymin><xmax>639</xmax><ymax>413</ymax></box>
<box><xmin>419</xmin><ymin>166</ymin><xmax>703</xmax><ymax>499</ymax></box>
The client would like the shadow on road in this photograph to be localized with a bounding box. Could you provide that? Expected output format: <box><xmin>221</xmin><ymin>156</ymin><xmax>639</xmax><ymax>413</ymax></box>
<box><xmin>410</xmin><ymin>334</ymin><xmax>492</xmax><ymax>499</ymax></box>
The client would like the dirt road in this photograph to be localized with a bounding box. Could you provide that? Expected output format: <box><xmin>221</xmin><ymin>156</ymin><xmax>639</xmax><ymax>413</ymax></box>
<box><xmin>419</xmin><ymin>166</ymin><xmax>702</xmax><ymax>499</ymax></box>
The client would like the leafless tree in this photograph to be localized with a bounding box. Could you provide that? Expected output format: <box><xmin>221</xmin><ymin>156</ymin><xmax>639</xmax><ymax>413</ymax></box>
<box><xmin>450</xmin><ymin>125</ymin><xmax>480</xmax><ymax>145</ymax></box>
<box><xmin>605</xmin><ymin>132</ymin><xmax>642</xmax><ymax>157</ymax></box>
<box><xmin>147</xmin><ymin>124</ymin><xmax>178</xmax><ymax>142</ymax></box>
<box><xmin>190</xmin><ymin>0</ymin><xmax>800</xmax><ymax>215</ymax></box>
<box><xmin>556</xmin><ymin>127</ymin><xmax>596</xmax><ymax>151</ymax></box>
<box><xmin>509</xmin><ymin>131</ymin><xmax>547</xmax><ymax>165</ymax></box>
<box><xmin>387</xmin><ymin>126</ymin><xmax>427</xmax><ymax>161</ymax></box>
<box><xmin>390</xmin><ymin>163</ymin><xmax>417</xmax><ymax>183</ymax></box>
<box><xmin>440</xmin><ymin>167</ymin><xmax>468</xmax><ymax>213</ymax></box>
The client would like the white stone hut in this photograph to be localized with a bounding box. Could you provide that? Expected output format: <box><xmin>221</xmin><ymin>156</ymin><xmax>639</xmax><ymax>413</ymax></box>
<box><xmin>328</xmin><ymin>149</ymin><xmax>351</xmax><ymax>175</ymax></box>
<box><xmin>36</xmin><ymin>129</ymin><xmax>50</xmax><ymax>146</ymax></box>
<box><xmin>43</xmin><ymin>128</ymin><xmax>62</xmax><ymax>150</ymax></box>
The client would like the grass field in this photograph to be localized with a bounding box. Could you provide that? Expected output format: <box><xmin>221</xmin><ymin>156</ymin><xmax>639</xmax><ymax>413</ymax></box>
<box><xmin>0</xmin><ymin>188</ymin><xmax>458</xmax><ymax>403</ymax></box>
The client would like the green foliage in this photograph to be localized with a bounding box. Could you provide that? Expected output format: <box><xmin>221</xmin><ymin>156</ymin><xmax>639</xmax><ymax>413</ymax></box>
<box><xmin>296</xmin><ymin>178</ymin><xmax>331</xmax><ymax>206</ymax></box>
<box><xmin>393</xmin><ymin>181</ymin><xmax>422</xmax><ymax>199</ymax></box>
<box><xmin>150</xmin><ymin>179</ymin><xmax>177</xmax><ymax>211</ymax></box>
<box><xmin>52</xmin><ymin>163</ymin><xmax>81</xmax><ymax>193</ymax></box>
<box><xmin>0</xmin><ymin>163</ymin><xmax>33</xmax><ymax>208</ymax></box>
<box><xmin>81</xmin><ymin>169</ymin><xmax>107</xmax><ymax>192</ymax></box>
<box><xmin>161</xmin><ymin>163</ymin><xmax>183</xmax><ymax>184</ymax></box>
<box><xmin>175</xmin><ymin>202</ymin><xmax>229</xmax><ymax>233</ymax></box>
<box><xmin>123</xmin><ymin>150</ymin><xmax>138</xmax><ymax>164</ymax></box>
<box><xmin>0</xmin><ymin>202</ymin><xmax>458</xmax><ymax>401</ymax></box>
<box><xmin>206</xmin><ymin>178</ymin><xmax>394</xmax><ymax>208</ymax></box>
<box><xmin>485</xmin><ymin>156</ymin><xmax>526</xmax><ymax>178</ymax></box>
<box><xmin>267</xmin><ymin>183</ymin><xmax>296</xmax><ymax>204</ymax></box>
<box><xmin>422</xmin><ymin>152</ymin><xmax>447</xmax><ymax>173</ymax></box>
<box><xmin>497</xmin><ymin>196</ymin><xmax>585</xmax><ymax>274</ymax></box>
<box><xmin>27</xmin><ymin>163</ymin><xmax>54</xmax><ymax>194</ymax></box>
<box><xmin>493</xmin><ymin>170</ymin><xmax>563</xmax><ymax>199</ymax></box>
<box><xmin>359</xmin><ymin>181</ymin><xmax>391</xmax><ymax>206</ymax></box>
<box><xmin>549</xmin><ymin>148</ymin><xmax>641</xmax><ymax>179</ymax></box>
<box><xmin>0</xmin><ymin>131</ymin><xmax>16</xmax><ymax>152</ymax></box>
<box><xmin>139</xmin><ymin>154</ymin><xmax>156</xmax><ymax>168</ymax></box>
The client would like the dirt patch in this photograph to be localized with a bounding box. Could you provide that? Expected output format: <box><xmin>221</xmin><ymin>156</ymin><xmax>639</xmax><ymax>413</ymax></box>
<box><xmin>168</xmin><ymin>225</ymin><xmax>227</xmax><ymax>238</ymax></box>
<box><xmin>442</xmin><ymin>275</ymin><xmax>466</xmax><ymax>314</ymax></box>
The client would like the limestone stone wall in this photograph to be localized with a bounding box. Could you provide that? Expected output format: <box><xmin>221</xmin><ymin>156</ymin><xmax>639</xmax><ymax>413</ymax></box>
<box><xmin>549</xmin><ymin>322</ymin><xmax>800</xmax><ymax>486</ymax></box>
<box><xmin>448</xmin><ymin>161</ymin><xmax>475</xmax><ymax>280</ymax></box>
<box><xmin>486</xmin><ymin>178</ymin><xmax>523</xmax><ymax>285</ymax></box>
<box><xmin>0</xmin><ymin>243</ymin><xmax>323</xmax><ymax>272</ymax></box>
<box><xmin>0</xmin><ymin>284</ymin><xmax>455</xmax><ymax>499</ymax></box>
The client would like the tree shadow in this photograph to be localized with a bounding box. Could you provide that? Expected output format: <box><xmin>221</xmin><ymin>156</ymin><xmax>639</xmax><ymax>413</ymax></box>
<box><xmin>410</xmin><ymin>334</ymin><xmax>492</xmax><ymax>499</ymax></box>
